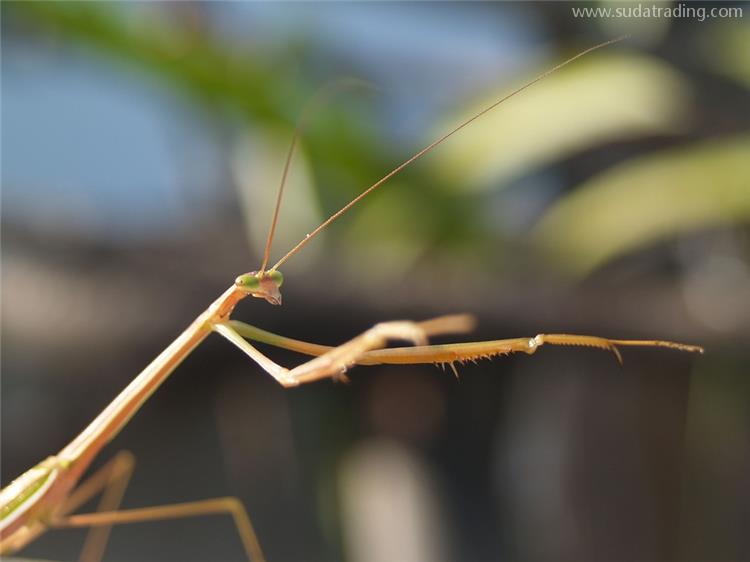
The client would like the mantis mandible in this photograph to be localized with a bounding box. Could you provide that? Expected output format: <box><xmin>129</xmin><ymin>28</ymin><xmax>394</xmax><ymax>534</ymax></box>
<box><xmin>0</xmin><ymin>36</ymin><xmax>703</xmax><ymax>562</ymax></box>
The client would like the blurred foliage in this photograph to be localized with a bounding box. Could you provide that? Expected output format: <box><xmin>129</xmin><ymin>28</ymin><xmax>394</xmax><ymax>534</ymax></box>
<box><xmin>5</xmin><ymin>1</ymin><xmax>390</xmax><ymax>200</ymax></box>
<box><xmin>5</xmin><ymin>1</ymin><xmax>749</xmax><ymax>285</ymax></box>
<box><xmin>431</xmin><ymin>52</ymin><xmax>690</xmax><ymax>190</ymax></box>
<box><xmin>533</xmin><ymin>135</ymin><xmax>750</xmax><ymax>275</ymax></box>
<box><xmin>711</xmin><ymin>21</ymin><xmax>750</xmax><ymax>87</ymax></box>
<box><xmin>6</xmin><ymin>2</ymin><xmax>477</xmax><ymax>281</ymax></box>
<box><xmin>9</xmin><ymin>2</ymin><xmax>286</xmax><ymax>117</ymax></box>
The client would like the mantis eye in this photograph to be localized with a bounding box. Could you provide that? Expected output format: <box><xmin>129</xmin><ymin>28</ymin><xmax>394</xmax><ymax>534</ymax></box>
<box><xmin>235</xmin><ymin>274</ymin><xmax>260</xmax><ymax>290</ymax></box>
<box><xmin>267</xmin><ymin>270</ymin><xmax>284</xmax><ymax>287</ymax></box>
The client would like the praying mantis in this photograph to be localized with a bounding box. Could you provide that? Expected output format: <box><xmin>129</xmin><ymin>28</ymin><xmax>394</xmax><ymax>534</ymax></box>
<box><xmin>0</xmin><ymin>37</ymin><xmax>703</xmax><ymax>562</ymax></box>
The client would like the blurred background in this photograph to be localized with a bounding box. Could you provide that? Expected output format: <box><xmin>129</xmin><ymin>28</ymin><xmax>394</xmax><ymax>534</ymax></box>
<box><xmin>2</xmin><ymin>2</ymin><xmax>749</xmax><ymax>561</ymax></box>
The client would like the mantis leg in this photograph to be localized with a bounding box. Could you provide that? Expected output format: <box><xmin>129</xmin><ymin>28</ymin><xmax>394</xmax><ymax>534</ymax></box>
<box><xmin>60</xmin><ymin>450</ymin><xmax>135</xmax><ymax>562</ymax></box>
<box><xmin>51</xmin><ymin>497</ymin><xmax>264</xmax><ymax>562</ymax></box>
<box><xmin>226</xmin><ymin>320</ymin><xmax>704</xmax><ymax>368</ymax></box>
<box><xmin>352</xmin><ymin>333</ymin><xmax>703</xmax><ymax>365</ymax></box>
<box><xmin>212</xmin><ymin>314</ymin><xmax>476</xmax><ymax>387</ymax></box>
<box><xmin>1</xmin><ymin>452</ymin><xmax>136</xmax><ymax>560</ymax></box>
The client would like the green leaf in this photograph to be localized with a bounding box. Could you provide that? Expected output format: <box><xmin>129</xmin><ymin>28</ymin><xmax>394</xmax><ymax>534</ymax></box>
<box><xmin>532</xmin><ymin>135</ymin><xmax>750</xmax><ymax>276</ymax></box>
<box><xmin>431</xmin><ymin>52</ymin><xmax>691</xmax><ymax>192</ymax></box>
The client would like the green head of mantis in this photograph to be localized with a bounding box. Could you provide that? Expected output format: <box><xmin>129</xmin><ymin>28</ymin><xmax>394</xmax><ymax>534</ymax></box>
<box><xmin>234</xmin><ymin>270</ymin><xmax>284</xmax><ymax>305</ymax></box>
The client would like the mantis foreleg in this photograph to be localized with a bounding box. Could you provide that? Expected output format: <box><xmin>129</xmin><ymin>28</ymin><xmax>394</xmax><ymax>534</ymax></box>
<box><xmin>212</xmin><ymin>314</ymin><xmax>476</xmax><ymax>386</ymax></box>
<box><xmin>225</xmin><ymin>318</ymin><xmax>703</xmax><ymax>371</ymax></box>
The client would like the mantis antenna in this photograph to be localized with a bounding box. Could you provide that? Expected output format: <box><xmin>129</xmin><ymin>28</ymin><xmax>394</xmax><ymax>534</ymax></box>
<box><xmin>258</xmin><ymin>78</ymin><xmax>375</xmax><ymax>273</ymax></box>
<box><xmin>269</xmin><ymin>35</ymin><xmax>629</xmax><ymax>272</ymax></box>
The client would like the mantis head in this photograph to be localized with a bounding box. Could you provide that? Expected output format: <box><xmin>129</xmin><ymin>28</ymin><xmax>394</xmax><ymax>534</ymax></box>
<box><xmin>234</xmin><ymin>270</ymin><xmax>284</xmax><ymax>305</ymax></box>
